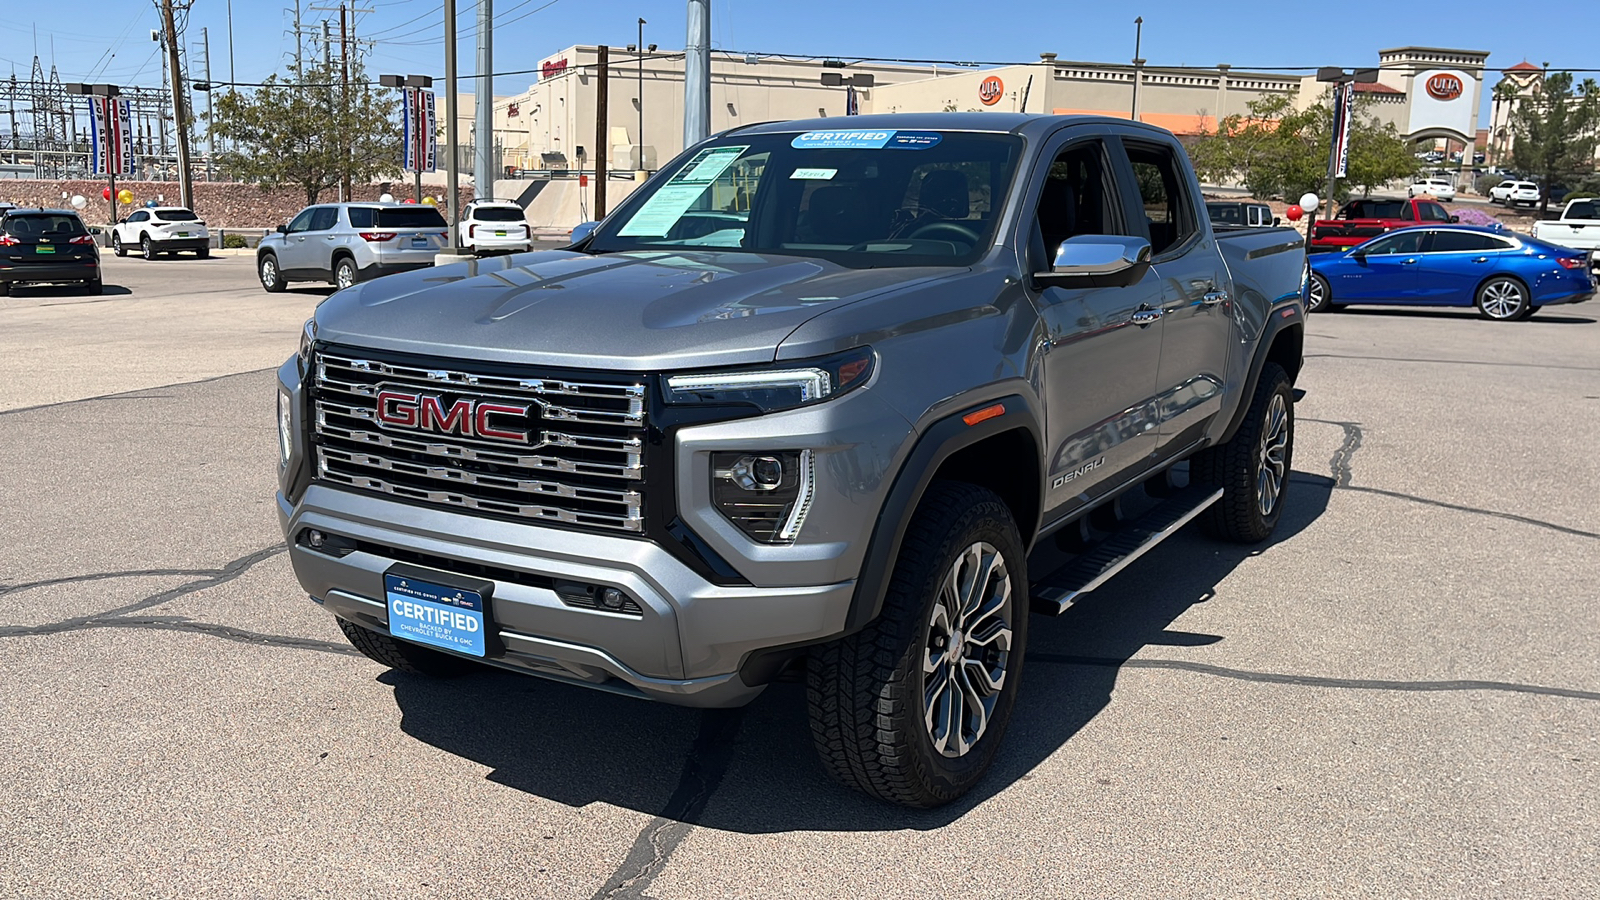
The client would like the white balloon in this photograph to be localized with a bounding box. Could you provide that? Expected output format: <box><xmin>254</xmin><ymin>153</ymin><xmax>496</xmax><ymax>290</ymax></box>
<box><xmin>378</xmin><ymin>192</ymin><xmax>395</xmax><ymax>203</ymax></box>
<box><xmin>1298</xmin><ymin>192</ymin><xmax>1321</xmax><ymax>212</ymax></box>
<box><xmin>69</xmin><ymin>194</ymin><xmax>87</xmax><ymax>210</ymax></box>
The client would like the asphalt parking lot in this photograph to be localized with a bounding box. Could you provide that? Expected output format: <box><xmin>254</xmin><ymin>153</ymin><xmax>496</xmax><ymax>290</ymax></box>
<box><xmin>3</xmin><ymin>255</ymin><xmax>1598</xmax><ymax>898</ymax></box>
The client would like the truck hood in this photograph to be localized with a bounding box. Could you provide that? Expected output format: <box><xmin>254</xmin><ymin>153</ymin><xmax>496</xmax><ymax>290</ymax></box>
<box><xmin>312</xmin><ymin>249</ymin><xmax>952</xmax><ymax>370</ymax></box>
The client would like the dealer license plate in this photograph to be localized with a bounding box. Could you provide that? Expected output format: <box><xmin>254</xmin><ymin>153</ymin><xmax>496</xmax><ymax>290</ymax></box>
<box><xmin>411</xmin><ymin>236</ymin><xmax>430</xmax><ymax>248</ymax></box>
<box><xmin>385</xmin><ymin>572</ymin><xmax>487</xmax><ymax>657</ymax></box>
<box><xmin>177</xmin><ymin>231</ymin><xmax>190</xmax><ymax>237</ymax></box>
<box><xmin>35</xmin><ymin>245</ymin><xmax>55</xmax><ymax>254</ymax></box>
<box><xmin>495</xmin><ymin>230</ymin><xmax>507</xmax><ymax>237</ymax></box>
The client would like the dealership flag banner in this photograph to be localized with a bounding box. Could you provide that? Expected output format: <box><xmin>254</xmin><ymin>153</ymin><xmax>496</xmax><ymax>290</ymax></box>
<box><xmin>403</xmin><ymin>87</ymin><xmax>438</xmax><ymax>173</ymax></box>
<box><xmin>88</xmin><ymin>96</ymin><xmax>134</xmax><ymax>176</ymax></box>
<box><xmin>1329</xmin><ymin>82</ymin><xmax>1355</xmax><ymax>179</ymax></box>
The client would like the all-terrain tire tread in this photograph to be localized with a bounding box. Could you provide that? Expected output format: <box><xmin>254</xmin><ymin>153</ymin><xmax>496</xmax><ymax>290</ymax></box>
<box><xmin>806</xmin><ymin>481</ymin><xmax>1019</xmax><ymax>807</ymax></box>
<box><xmin>1192</xmin><ymin>362</ymin><xmax>1292</xmax><ymax>543</ymax></box>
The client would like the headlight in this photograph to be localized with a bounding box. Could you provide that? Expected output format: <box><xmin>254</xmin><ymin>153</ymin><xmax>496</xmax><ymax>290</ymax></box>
<box><xmin>277</xmin><ymin>388</ymin><xmax>294</xmax><ymax>466</ymax></box>
<box><xmin>711</xmin><ymin>450</ymin><xmax>815</xmax><ymax>543</ymax></box>
<box><xmin>665</xmin><ymin>347</ymin><xmax>873</xmax><ymax>413</ymax></box>
<box><xmin>298</xmin><ymin>317</ymin><xmax>316</xmax><ymax>364</ymax></box>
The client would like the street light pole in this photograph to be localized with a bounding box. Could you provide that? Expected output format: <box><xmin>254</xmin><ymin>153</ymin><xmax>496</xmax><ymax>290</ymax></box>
<box><xmin>637</xmin><ymin>17</ymin><xmax>645</xmax><ymax>169</ymax></box>
<box><xmin>1130</xmin><ymin>16</ymin><xmax>1143</xmax><ymax>119</ymax></box>
<box><xmin>444</xmin><ymin>0</ymin><xmax>460</xmax><ymax>251</ymax></box>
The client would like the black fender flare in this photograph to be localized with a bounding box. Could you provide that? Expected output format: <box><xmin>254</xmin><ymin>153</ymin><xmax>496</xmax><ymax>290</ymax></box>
<box><xmin>841</xmin><ymin>393</ymin><xmax>1043</xmax><ymax>634</ymax></box>
<box><xmin>1217</xmin><ymin>306</ymin><xmax>1304</xmax><ymax>445</ymax></box>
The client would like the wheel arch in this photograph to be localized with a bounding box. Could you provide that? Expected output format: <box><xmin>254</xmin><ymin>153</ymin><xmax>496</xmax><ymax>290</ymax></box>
<box><xmin>1218</xmin><ymin>312</ymin><xmax>1304</xmax><ymax>445</ymax></box>
<box><xmin>1475</xmin><ymin>271</ymin><xmax>1528</xmax><ymax>300</ymax></box>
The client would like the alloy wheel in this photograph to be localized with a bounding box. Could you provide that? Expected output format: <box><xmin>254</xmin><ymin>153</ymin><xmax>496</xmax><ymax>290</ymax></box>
<box><xmin>1256</xmin><ymin>392</ymin><xmax>1289</xmax><ymax>517</ymax></box>
<box><xmin>923</xmin><ymin>541</ymin><xmax>1014</xmax><ymax>758</ymax></box>
<box><xmin>336</xmin><ymin>263</ymin><xmax>354</xmax><ymax>290</ymax></box>
<box><xmin>261</xmin><ymin>258</ymin><xmax>277</xmax><ymax>288</ymax></box>
<box><xmin>1480</xmin><ymin>280</ymin><xmax>1525</xmax><ymax>319</ymax></box>
<box><xmin>1307</xmin><ymin>274</ymin><xmax>1327</xmax><ymax>312</ymax></box>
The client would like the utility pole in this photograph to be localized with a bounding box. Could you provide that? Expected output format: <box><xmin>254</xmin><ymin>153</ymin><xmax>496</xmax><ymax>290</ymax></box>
<box><xmin>595</xmin><ymin>45</ymin><xmax>609</xmax><ymax>219</ymax></box>
<box><xmin>683</xmin><ymin>0</ymin><xmax>710</xmax><ymax>147</ymax></box>
<box><xmin>340</xmin><ymin>3</ymin><xmax>350</xmax><ymax>200</ymax></box>
<box><xmin>444</xmin><ymin>0</ymin><xmax>461</xmax><ymax>250</ymax></box>
<box><xmin>637</xmin><ymin>18</ymin><xmax>645</xmax><ymax>168</ymax></box>
<box><xmin>161</xmin><ymin>0</ymin><xmax>194</xmax><ymax>209</ymax></box>
<box><xmin>473</xmin><ymin>0</ymin><xmax>492</xmax><ymax>200</ymax></box>
<box><xmin>227</xmin><ymin>0</ymin><xmax>236</xmax><ymax>85</ymax></box>
<box><xmin>1130</xmin><ymin>16</ymin><xmax>1144</xmax><ymax>120</ymax></box>
<box><xmin>200</xmin><ymin>27</ymin><xmax>213</xmax><ymax>181</ymax></box>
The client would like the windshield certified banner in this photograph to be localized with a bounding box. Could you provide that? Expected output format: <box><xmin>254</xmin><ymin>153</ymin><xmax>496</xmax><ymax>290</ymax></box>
<box><xmin>1329</xmin><ymin>82</ymin><xmax>1354</xmax><ymax>180</ymax></box>
<box><xmin>403</xmin><ymin>87</ymin><xmax>437</xmax><ymax>173</ymax></box>
<box><xmin>87</xmin><ymin>96</ymin><xmax>134</xmax><ymax>177</ymax></box>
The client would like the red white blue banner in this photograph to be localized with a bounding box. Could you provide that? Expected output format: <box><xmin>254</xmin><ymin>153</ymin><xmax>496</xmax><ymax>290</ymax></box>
<box><xmin>403</xmin><ymin>87</ymin><xmax>437</xmax><ymax>173</ymax></box>
<box><xmin>88</xmin><ymin>96</ymin><xmax>134</xmax><ymax>176</ymax></box>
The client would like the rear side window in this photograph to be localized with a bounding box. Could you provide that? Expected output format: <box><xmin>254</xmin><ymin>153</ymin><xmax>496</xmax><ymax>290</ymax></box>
<box><xmin>376</xmin><ymin>208</ymin><xmax>447</xmax><ymax>228</ymax></box>
<box><xmin>472</xmin><ymin>206</ymin><xmax>524</xmax><ymax>222</ymax></box>
<box><xmin>346</xmin><ymin>207</ymin><xmax>376</xmax><ymax>228</ymax></box>
<box><xmin>4</xmin><ymin>213</ymin><xmax>87</xmax><ymax>236</ymax></box>
<box><xmin>157</xmin><ymin>208</ymin><xmax>199</xmax><ymax>221</ymax></box>
<box><xmin>1124</xmin><ymin>142</ymin><xmax>1196</xmax><ymax>255</ymax></box>
<box><xmin>1428</xmin><ymin>231</ymin><xmax>1500</xmax><ymax>252</ymax></box>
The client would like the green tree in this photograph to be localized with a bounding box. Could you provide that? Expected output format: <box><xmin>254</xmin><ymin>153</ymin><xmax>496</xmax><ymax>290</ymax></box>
<box><xmin>1509</xmin><ymin>71</ymin><xmax>1600</xmax><ymax>215</ymax></box>
<box><xmin>1189</xmin><ymin>91</ymin><xmax>1420</xmax><ymax>207</ymax></box>
<box><xmin>210</xmin><ymin>56</ymin><xmax>402</xmax><ymax>205</ymax></box>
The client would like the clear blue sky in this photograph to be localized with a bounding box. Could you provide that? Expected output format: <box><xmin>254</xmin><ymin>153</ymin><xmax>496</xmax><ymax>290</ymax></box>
<box><xmin>0</xmin><ymin>0</ymin><xmax>1576</xmax><ymax>124</ymax></box>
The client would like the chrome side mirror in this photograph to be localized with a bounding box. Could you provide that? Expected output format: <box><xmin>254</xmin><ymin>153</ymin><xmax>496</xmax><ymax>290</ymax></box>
<box><xmin>569</xmin><ymin>220</ymin><xmax>600</xmax><ymax>244</ymax></box>
<box><xmin>1032</xmin><ymin>235</ymin><xmax>1153</xmax><ymax>289</ymax></box>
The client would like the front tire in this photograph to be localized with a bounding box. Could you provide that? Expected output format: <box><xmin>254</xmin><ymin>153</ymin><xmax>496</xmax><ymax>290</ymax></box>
<box><xmin>335</xmin><ymin>618</ymin><xmax>478</xmax><ymax>677</ymax></box>
<box><xmin>112</xmin><ymin>233</ymin><xmax>125</xmax><ymax>257</ymax></box>
<box><xmin>258</xmin><ymin>253</ymin><xmax>287</xmax><ymax>292</ymax></box>
<box><xmin>1306</xmin><ymin>272</ymin><xmax>1339</xmax><ymax>313</ymax></box>
<box><xmin>807</xmin><ymin>482</ymin><xmax>1027</xmax><ymax>808</ymax></box>
<box><xmin>1476</xmin><ymin>276</ymin><xmax>1528</xmax><ymax>321</ymax></box>
<box><xmin>1192</xmin><ymin>362</ymin><xmax>1294</xmax><ymax>543</ymax></box>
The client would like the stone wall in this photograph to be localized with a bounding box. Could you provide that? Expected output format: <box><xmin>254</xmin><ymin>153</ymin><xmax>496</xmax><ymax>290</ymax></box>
<box><xmin>0</xmin><ymin>179</ymin><xmax>475</xmax><ymax>230</ymax></box>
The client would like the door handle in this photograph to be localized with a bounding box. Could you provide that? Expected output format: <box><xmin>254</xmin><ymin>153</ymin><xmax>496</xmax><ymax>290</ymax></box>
<box><xmin>1472</xmin><ymin>256</ymin><xmax>1489</xmax><ymax>263</ymax></box>
<box><xmin>1202</xmin><ymin>289</ymin><xmax>1229</xmax><ymax>307</ymax></box>
<box><xmin>1130</xmin><ymin>308</ymin><xmax>1164</xmax><ymax>327</ymax></box>
<box><xmin>1401</xmin><ymin>258</ymin><xmax>1418</xmax><ymax>265</ymax></box>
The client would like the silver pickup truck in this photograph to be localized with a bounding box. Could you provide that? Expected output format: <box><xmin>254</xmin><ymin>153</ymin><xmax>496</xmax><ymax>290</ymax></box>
<box><xmin>276</xmin><ymin>113</ymin><xmax>1307</xmax><ymax>807</ymax></box>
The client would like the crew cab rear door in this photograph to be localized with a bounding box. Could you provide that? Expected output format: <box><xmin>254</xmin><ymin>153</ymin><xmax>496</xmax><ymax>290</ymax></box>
<box><xmin>1021</xmin><ymin>130</ymin><xmax>1164</xmax><ymax>514</ymax></box>
<box><xmin>1116</xmin><ymin>137</ymin><xmax>1233</xmax><ymax>454</ymax></box>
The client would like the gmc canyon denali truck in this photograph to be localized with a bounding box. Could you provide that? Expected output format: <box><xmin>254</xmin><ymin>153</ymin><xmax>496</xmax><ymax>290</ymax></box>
<box><xmin>276</xmin><ymin>113</ymin><xmax>1307</xmax><ymax>807</ymax></box>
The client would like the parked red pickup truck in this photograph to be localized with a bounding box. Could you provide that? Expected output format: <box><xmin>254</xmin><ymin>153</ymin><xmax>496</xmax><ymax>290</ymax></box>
<box><xmin>1310</xmin><ymin>197</ymin><xmax>1455</xmax><ymax>252</ymax></box>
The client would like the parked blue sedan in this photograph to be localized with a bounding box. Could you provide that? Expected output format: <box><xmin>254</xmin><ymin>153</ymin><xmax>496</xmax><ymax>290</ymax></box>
<box><xmin>1306</xmin><ymin>225</ymin><xmax>1595</xmax><ymax>320</ymax></box>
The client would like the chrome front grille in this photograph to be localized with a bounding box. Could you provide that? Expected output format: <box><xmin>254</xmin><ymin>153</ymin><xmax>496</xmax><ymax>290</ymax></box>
<box><xmin>311</xmin><ymin>350</ymin><xmax>647</xmax><ymax>532</ymax></box>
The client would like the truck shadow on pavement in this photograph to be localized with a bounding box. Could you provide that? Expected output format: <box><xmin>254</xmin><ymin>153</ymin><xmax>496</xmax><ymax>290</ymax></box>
<box><xmin>1337</xmin><ymin>307</ymin><xmax>1596</xmax><ymax>325</ymax></box>
<box><xmin>386</xmin><ymin>471</ymin><xmax>1333</xmax><ymax>834</ymax></box>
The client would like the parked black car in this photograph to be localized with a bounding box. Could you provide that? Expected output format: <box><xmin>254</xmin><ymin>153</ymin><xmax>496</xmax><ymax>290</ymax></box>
<box><xmin>0</xmin><ymin>208</ymin><xmax>101</xmax><ymax>295</ymax></box>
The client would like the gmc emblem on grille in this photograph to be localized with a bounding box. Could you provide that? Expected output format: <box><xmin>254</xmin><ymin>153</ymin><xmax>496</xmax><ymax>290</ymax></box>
<box><xmin>375</xmin><ymin>389</ymin><xmax>532</xmax><ymax>443</ymax></box>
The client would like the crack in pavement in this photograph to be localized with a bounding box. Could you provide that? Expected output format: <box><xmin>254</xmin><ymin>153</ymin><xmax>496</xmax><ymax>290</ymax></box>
<box><xmin>1031</xmin><ymin>654</ymin><xmax>1600</xmax><ymax>701</ymax></box>
<box><xmin>0</xmin><ymin>546</ymin><xmax>289</xmax><ymax>640</ymax></box>
<box><xmin>590</xmin><ymin>708</ymin><xmax>748</xmax><ymax>900</ymax></box>
<box><xmin>0</xmin><ymin>368</ymin><xmax>276</xmax><ymax>417</ymax></box>
<box><xmin>0</xmin><ymin>567</ymin><xmax>231</xmax><ymax>597</ymax></box>
<box><xmin>1298</xmin><ymin>419</ymin><xmax>1598</xmax><ymax>540</ymax></box>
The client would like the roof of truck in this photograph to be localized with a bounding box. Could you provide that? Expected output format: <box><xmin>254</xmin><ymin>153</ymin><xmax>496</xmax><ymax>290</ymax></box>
<box><xmin>732</xmin><ymin>112</ymin><xmax>1177</xmax><ymax>140</ymax></box>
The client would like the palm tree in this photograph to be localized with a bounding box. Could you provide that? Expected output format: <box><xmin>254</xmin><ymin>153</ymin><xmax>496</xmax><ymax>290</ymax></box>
<box><xmin>1489</xmin><ymin>79</ymin><xmax>1521</xmax><ymax>168</ymax></box>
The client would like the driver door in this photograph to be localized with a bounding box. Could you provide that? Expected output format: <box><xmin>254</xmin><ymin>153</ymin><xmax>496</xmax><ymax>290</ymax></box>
<box><xmin>1024</xmin><ymin>133</ymin><xmax>1164</xmax><ymax>518</ymax></box>
<box><xmin>277</xmin><ymin>207</ymin><xmax>319</xmax><ymax>275</ymax></box>
<box><xmin>1346</xmin><ymin>230</ymin><xmax>1425</xmax><ymax>300</ymax></box>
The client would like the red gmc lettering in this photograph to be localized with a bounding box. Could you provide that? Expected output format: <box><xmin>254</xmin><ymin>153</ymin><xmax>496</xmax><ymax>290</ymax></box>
<box><xmin>375</xmin><ymin>390</ymin><xmax>419</xmax><ymax>427</ymax></box>
<box><xmin>421</xmin><ymin>396</ymin><xmax>474</xmax><ymax>435</ymax></box>
<box><xmin>475</xmin><ymin>402</ymin><xmax>530</xmax><ymax>442</ymax></box>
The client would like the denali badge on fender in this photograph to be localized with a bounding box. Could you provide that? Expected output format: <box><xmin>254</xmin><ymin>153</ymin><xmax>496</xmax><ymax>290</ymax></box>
<box><xmin>374</xmin><ymin>389</ymin><xmax>531</xmax><ymax>443</ymax></box>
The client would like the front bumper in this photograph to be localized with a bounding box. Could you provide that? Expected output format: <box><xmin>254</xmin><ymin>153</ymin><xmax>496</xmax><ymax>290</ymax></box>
<box><xmin>0</xmin><ymin>260</ymin><xmax>98</xmax><ymax>284</ymax></box>
<box><xmin>279</xmin><ymin>487</ymin><xmax>854</xmax><ymax>706</ymax></box>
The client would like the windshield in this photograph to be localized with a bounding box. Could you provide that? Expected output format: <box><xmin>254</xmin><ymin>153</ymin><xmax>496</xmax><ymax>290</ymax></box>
<box><xmin>473</xmin><ymin>206</ymin><xmax>524</xmax><ymax>222</ymax></box>
<box><xmin>156</xmin><ymin>208</ymin><xmax>200</xmax><ymax>221</ymax></box>
<box><xmin>588</xmin><ymin>130</ymin><xmax>1024</xmax><ymax>267</ymax></box>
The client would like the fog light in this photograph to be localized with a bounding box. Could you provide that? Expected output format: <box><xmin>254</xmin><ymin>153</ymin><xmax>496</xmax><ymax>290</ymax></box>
<box><xmin>711</xmin><ymin>450</ymin><xmax>815</xmax><ymax>544</ymax></box>
<box><xmin>307</xmin><ymin>529</ymin><xmax>326</xmax><ymax>549</ymax></box>
<box><xmin>600</xmin><ymin>588</ymin><xmax>627</xmax><ymax>610</ymax></box>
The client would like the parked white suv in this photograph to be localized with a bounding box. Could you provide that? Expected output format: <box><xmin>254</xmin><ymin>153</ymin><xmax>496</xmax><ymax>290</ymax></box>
<box><xmin>457</xmin><ymin>199</ymin><xmax>532</xmax><ymax>255</ymax></box>
<box><xmin>1407</xmin><ymin>178</ymin><xmax>1457</xmax><ymax>202</ymax></box>
<box><xmin>112</xmin><ymin>207</ymin><xmax>210</xmax><ymax>259</ymax></box>
<box><xmin>1499</xmin><ymin>181</ymin><xmax>1541</xmax><ymax>207</ymax></box>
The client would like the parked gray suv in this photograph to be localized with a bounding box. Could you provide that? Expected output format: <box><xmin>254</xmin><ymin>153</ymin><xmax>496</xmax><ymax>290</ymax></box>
<box><xmin>257</xmin><ymin>202</ymin><xmax>449</xmax><ymax>292</ymax></box>
<box><xmin>276</xmin><ymin>114</ymin><xmax>1307</xmax><ymax>806</ymax></box>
